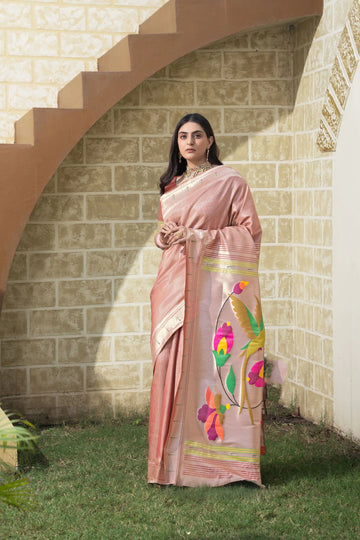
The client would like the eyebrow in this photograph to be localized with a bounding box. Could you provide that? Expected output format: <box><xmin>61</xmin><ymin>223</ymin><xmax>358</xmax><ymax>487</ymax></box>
<box><xmin>178</xmin><ymin>129</ymin><xmax>204</xmax><ymax>135</ymax></box>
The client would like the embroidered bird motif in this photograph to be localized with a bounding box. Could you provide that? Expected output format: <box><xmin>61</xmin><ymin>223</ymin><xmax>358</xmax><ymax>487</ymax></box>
<box><xmin>230</xmin><ymin>295</ymin><xmax>265</xmax><ymax>423</ymax></box>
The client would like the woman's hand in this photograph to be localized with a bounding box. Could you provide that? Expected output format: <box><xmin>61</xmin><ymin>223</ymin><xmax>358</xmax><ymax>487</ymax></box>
<box><xmin>159</xmin><ymin>222</ymin><xmax>188</xmax><ymax>246</ymax></box>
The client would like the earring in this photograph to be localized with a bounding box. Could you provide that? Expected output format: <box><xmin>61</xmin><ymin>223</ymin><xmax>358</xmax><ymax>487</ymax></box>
<box><xmin>178</xmin><ymin>152</ymin><xmax>182</xmax><ymax>163</ymax></box>
<box><xmin>206</xmin><ymin>148</ymin><xmax>209</xmax><ymax>161</ymax></box>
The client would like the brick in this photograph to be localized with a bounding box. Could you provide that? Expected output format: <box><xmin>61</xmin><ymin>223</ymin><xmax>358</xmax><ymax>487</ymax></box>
<box><xmin>0</xmin><ymin>58</ymin><xmax>32</xmax><ymax>83</ymax></box>
<box><xmin>262</xmin><ymin>299</ymin><xmax>292</xmax><ymax>326</ymax></box>
<box><xmin>87</xmin><ymin>110</ymin><xmax>113</xmax><ymax>136</ymax></box>
<box><xmin>86</xmin><ymin>250</ymin><xmax>139</xmax><ymax>277</ymax></box>
<box><xmin>58</xmin><ymin>166</ymin><xmax>112</xmax><ymax>192</ymax></box>
<box><xmin>224</xmin><ymin>109</ymin><xmax>275</xmax><ymax>133</ymax></box>
<box><xmin>114</xmin><ymin>109</ymin><xmax>168</xmax><ymax>135</ymax></box>
<box><xmin>29</xmin><ymin>252</ymin><xmax>84</xmax><ymax>280</ymax></box>
<box><xmin>141</xmin><ymin>80</ymin><xmax>195</xmax><ymax>106</ymax></box>
<box><xmin>168</xmin><ymin>108</ymin><xmax>222</xmax><ymax>134</ymax></box>
<box><xmin>30</xmin><ymin>309</ymin><xmax>83</xmax><ymax>336</ymax></box>
<box><xmin>251</xmin><ymin>135</ymin><xmax>292</xmax><ymax>161</ymax></box>
<box><xmin>114</xmin><ymin>222</ymin><xmax>157</xmax><ymax>247</ymax></box>
<box><xmin>314</xmin><ymin>248</ymin><xmax>332</xmax><ymax>277</ymax></box>
<box><xmin>0</xmin><ymin>368</ymin><xmax>27</xmax><ymax>396</ymax></box>
<box><xmin>197</xmin><ymin>81</ymin><xmax>249</xmax><ymax>106</ymax></box>
<box><xmin>60</xmin><ymin>32</ymin><xmax>112</xmax><ymax>58</ymax></box>
<box><xmin>86</xmin><ymin>364</ymin><xmax>140</xmax><ymax>390</ymax></box>
<box><xmin>260</xmin><ymin>218</ymin><xmax>276</xmax><ymax>243</ymax></box>
<box><xmin>304</xmin><ymin>390</ymin><xmax>323</xmax><ymax>423</ymax></box>
<box><xmin>58</xmin><ymin>336</ymin><xmax>111</xmax><ymax>364</ymax></box>
<box><xmin>114</xmin><ymin>390</ymin><xmax>149</xmax><ymax>413</ymax></box>
<box><xmin>252</xmin><ymin>191</ymin><xmax>291</xmax><ymax>216</ymax></box>
<box><xmin>0</xmin><ymin>311</ymin><xmax>28</xmax><ymax>338</ymax></box>
<box><xmin>115</xmin><ymin>276</ymin><xmax>155</xmax><ymax>304</ymax></box>
<box><xmin>85</xmin><ymin>137</ymin><xmax>139</xmax><ymax>164</ymax></box>
<box><xmin>295</xmin><ymin>246</ymin><xmax>314</xmax><ymax>274</ymax></box>
<box><xmin>260</xmin><ymin>245</ymin><xmax>291</xmax><ymax>271</ymax></box>
<box><xmin>217</xmin><ymin>135</ymin><xmax>248</xmax><ymax>161</ymax></box>
<box><xmin>296</xmin><ymin>302</ymin><xmax>313</xmax><ymax>331</ymax></box>
<box><xmin>234</xmin><ymin>163</ymin><xmax>276</xmax><ymax>189</ymax></box>
<box><xmin>142</xmin><ymin>136</ymin><xmax>172</xmax><ymax>163</ymax></box>
<box><xmin>62</xmin><ymin>140</ymin><xmax>84</xmax><ymax>165</ymax></box>
<box><xmin>142</xmin><ymin>305</ymin><xmax>151</xmax><ymax>332</ymax></box>
<box><xmin>30</xmin><ymin>195</ymin><xmax>84</xmax><ymax>222</ymax></box>
<box><xmin>169</xmin><ymin>51</ymin><xmax>222</xmax><ymax>79</ymax></box>
<box><xmin>30</xmin><ymin>366</ymin><xmax>84</xmax><ymax>394</ymax></box>
<box><xmin>3</xmin><ymin>282</ymin><xmax>55</xmax><ymax>309</ymax></box>
<box><xmin>59</xmin><ymin>279</ymin><xmax>112</xmax><ymax>307</ymax></box>
<box><xmin>142</xmin><ymin>248</ymin><xmax>162</xmax><ymax>275</ymax></box>
<box><xmin>278</xmin><ymin>218</ymin><xmax>292</xmax><ymax>243</ymax></box>
<box><xmin>278</xmin><ymin>273</ymin><xmax>292</xmax><ymax>298</ymax></box>
<box><xmin>58</xmin><ymin>223</ymin><xmax>112</xmax><ymax>249</ymax></box>
<box><xmin>7</xmin><ymin>30</ymin><xmax>58</xmax><ymax>56</ymax></box>
<box><xmin>250</xmin><ymin>26</ymin><xmax>292</xmax><ymax>49</ymax></box>
<box><xmin>86</xmin><ymin>306</ymin><xmax>140</xmax><ymax>334</ymax></box>
<box><xmin>17</xmin><ymin>224</ymin><xmax>55</xmax><ymax>251</ymax></box>
<box><xmin>114</xmin><ymin>334</ymin><xmax>151</xmax><ymax>361</ymax></box>
<box><xmin>1</xmin><ymin>339</ymin><xmax>56</xmax><ymax>367</ymax></box>
<box><xmin>224</xmin><ymin>52</ymin><xmax>276</xmax><ymax>79</ymax></box>
<box><xmin>87</xmin><ymin>7</ymin><xmax>138</xmax><ymax>33</ymax></box>
<box><xmin>8</xmin><ymin>254</ymin><xmax>27</xmax><ymax>281</ymax></box>
<box><xmin>252</xmin><ymin>80</ymin><xmax>293</xmax><ymax>106</ymax></box>
<box><xmin>314</xmin><ymin>306</ymin><xmax>333</xmax><ymax>337</ymax></box>
<box><xmin>259</xmin><ymin>272</ymin><xmax>276</xmax><ymax>298</ymax></box>
<box><xmin>34</xmin><ymin>59</ymin><xmax>85</xmax><ymax>84</ymax></box>
<box><xmin>114</xmin><ymin>165</ymin><xmax>161</xmax><ymax>192</ymax></box>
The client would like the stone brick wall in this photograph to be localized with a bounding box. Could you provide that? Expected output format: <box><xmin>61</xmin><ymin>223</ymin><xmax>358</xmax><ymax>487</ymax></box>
<box><xmin>0</xmin><ymin>0</ymin><xmax>168</xmax><ymax>143</ymax></box>
<box><xmin>0</xmin><ymin>25</ymin><xmax>295</xmax><ymax>422</ymax></box>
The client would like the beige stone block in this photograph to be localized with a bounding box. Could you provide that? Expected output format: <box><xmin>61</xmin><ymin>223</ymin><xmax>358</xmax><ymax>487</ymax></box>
<box><xmin>293</xmin><ymin>274</ymin><xmax>305</xmax><ymax>301</ymax></box>
<box><xmin>58</xmin><ymin>166</ymin><xmax>112</xmax><ymax>193</ymax></box>
<box><xmin>142</xmin><ymin>193</ymin><xmax>159</xmax><ymax>220</ymax></box>
<box><xmin>284</xmin><ymin>357</ymin><xmax>296</xmax><ymax>382</ymax></box>
<box><xmin>9</xmin><ymin>84</ymin><xmax>58</xmax><ymax>110</ymax></box>
<box><xmin>321</xmin><ymin>159</ymin><xmax>333</xmax><ymax>188</ymax></box>
<box><xmin>322</xmin><ymin>220</ymin><xmax>332</xmax><ymax>247</ymax></box>
<box><xmin>277</xmin><ymin>328</ymin><xmax>294</xmax><ymax>358</ymax></box>
<box><xmin>62</xmin><ymin>140</ymin><xmax>84</xmax><ymax>165</ymax></box>
<box><xmin>262</xmin><ymin>299</ymin><xmax>292</xmax><ymax>326</ymax></box>
<box><xmin>85</xmin><ymin>137</ymin><xmax>139</xmax><ymax>164</ymax></box>
<box><xmin>0</xmin><ymin>368</ymin><xmax>27</xmax><ymax>397</ymax></box>
<box><xmin>322</xmin><ymin>279</ymin><xmax>332</xmax><ymax>307</ymax></box>
<box><xmin>0</xmin><ymin>3</ymin><xmax>31</xmax><ymax>27</ymax></box>
<box><xmin>34</xmin><ymin>59</ymin><xmax>85</xmax><ymax>85</ymax></box>
<box><xmin>60</xmin><ymin>32</ymin><xmax>112</xmax><ymax>57</ymax></box>
<box><xmin>86</xmin><ymin>194</ymin><xmax>139</xmax><ymax>220</ymax></box>
<box><xmin>169</xmin><ymin>51</ymin><xmax>222</xmax><ymax>79</ymax></box>
<box><xmin>304</xmin><ymin>389</ymin><xmax>323</xmax><ymax>423</ymax></box>
<box><xmin>305</xmin><ymin>219</ymin><xmax>323</xmax><ymax>246</ymax></box>
<box><xmin>86</xmin><ymin>305</ymin><xmax>140</xmax><ymax>334</ymax></box>
<box><xmin>3</xmin><ymin>282</ymin><xmax>56</xmax><ymax>310</ymax></box>
<box><xmin>8</xmin><ymin>254</ymin><xmax>27</xmax><ymax>281</ymax></box>
<box><xmin>277</xmin><ymin>51</ymin><xmax>293</xmax><ymax>78</ymax></box>
<box><xmin>17</xmin><ymin>224</ymin><xmax>55</xmax><ymax>251</ymax></box>
<box><xmin>115</xmin><ymin>276</ymin><xmax>155</xmax><ymax>304</ymax></box>
<box><xmin>196</xmin><ymin>81</ymin><xmax>249</xmax><ymax>106</ymax></box>
<box><xmin>322</xmin><ymin>338</ymin><xmax>333</xmax><ymax>368</ymax></box>
<box><xmin>294</xmin><ymin>162</ymin><xmax>305</xmax><ymax>189</ymax></box>
<box><xmin>304</xmin><ymin>276</ymin><xmax>322</xmax><ymax>305</ymax></box>
<box><xmin>295</xmin><ymin>133</ymin><xmax>314</xmax><ymax>161</ymax></box>
<box><xmin>278</xmin><ymin>108</ymin><xmax>293</xmax><ymax>133</ymax></box>
<box><xmin>294</xmin><ymin>327</ymin><xmax>305</xmax><ymax>351</ymax></box>
<box><xmin>148</xmin><ymin>66</ymin><xmax>168</xmax><ymax>79</ymax></box>
<box><xmin>278</xmin><ymin>218</ymin><xmax>292</xmax><ymax>243</ymax></box>
<box><xmin>7</xmin><ymin>30</ymin><xmax>58</xmax><ymax>56</ymax></box>
<box><xmin>305</xmin><ymin>332</ymin><xmax>322</xmax><ymax>364</ymax></box>
<box><xmin>252</xmin><ymin>191</ymin><xmax>291</xmax><ymax>216</ymax></box>
<box><xmin>58</xmin><ymin>223</ymin><xmax>111</xmax><ymax>249</ymax></box>
<box><xmin>278</xmin><ymin>273</ymin><xmax>292</xmax><ymax>298</ymax></box>
<box><xmin>142</xmin><ymin>304</ymin><xmax>151</xmax><ymax>332</ymax></box>
<box><xmin>44</xmin><ymin>175</ymin><xmax>56</xmax><ymax>194</ymax></box>
<box><xmin>217</xmin><ymin>135</ymin><xmax>248</xmax><ymax>161</ymax></box>
<box><xmin>86</xmin><ymin>250</ymin><xmax>139</xmax><ymax>277</ymax></box>
<box><xmin>87</xmin><ymin>364</ymin><xmax>140</xmax><ymax>391</ymax></box>
<box><xmin>304</xmin><ymin>102</ymin><xmax>322</xmax><ymax>132</ymax></box>
<box><xmin>142</xmin><ymin>136</ymin><xmax>172</xmax><ymax>163</ymax></box>
<box><xmin>83</xmin><ymin>392</ymin><xmax>114</xmax><ymax>418</ymax></box>
<box><xmin>30</xmin><ymin>309</ymin><xmax>83</xmax><ymax>337</ymax></box>
<box><xmin>232</xmin><ymin>163</ymin><xmax>276</xmax><ymax>189</ymax></box>
<box><xmin>314</xmin><ymin>248</ymin><xmax>332</xmax><ymax>277</ymax></box>
<box><xmin>168</xmin><ymin>109</ymin><xmax>222</xmax><ymax>134</ymax></box>
<box><xmin>295</xmin><ymin>18</ymin><xmax>316</xmax><ymax>48</ymax></box>
<box><xmin>88</xmin><ymin>7</ymin><xmax>137</xmax><ymax>32</ymax></box>
<box><xmin>141</xmin><ymin>81</ymin><xmax>195</xmax><ymax>106</ymax></box>
<box><xmin>35</xmin><ymin>5</ymin><xmax>85</xmax><ymax>30</ymax></box>
<box><xmin>251</xmin><ymin>135</ymin><xmax>292</xmax><ymax>161</ymax></box>
<box><xmin>30</xmin><ymin>366</ymin><xmax>84</xmax><ymax>394</ymax></box>
<box><xmin>114</xmin><ymin>109</ymin><xmax>168</xmax><ymax>135</ymax></box>
<box><xmin>223</xmin><ymin>52</ymin><xmax>276</xmax><ymax>79</ymax></box>
<box><xmin>114</xmin><ymin>165</ymin><xmax>161</xmax><ymax>192</ymax></box>
<box><xmin>59</xmin><ymin>279</ymin><xmax>112</xmax><ymax>307</ymax></box>
<box><xmin>250</xmin><ymin>26</ymin><xmax>292</xmax><ymax>49</ymax></box>
<box><xmin>114</xmin><ymin>390</ymin><xmax>149</xmax><ymax>414</ymax></box>
<box><xmin>293</xmin><ymin>218</ymin><xmax>305</xmax><ymax>243</ymax></box>
<box><xmin>295</xmin><ymin>190</ymin><xmax>313</xmax><ymax>216</ymax></box>
<box><xmin>30</xmin><ymin>195</ymin><xmax>84</xmax><ymax>222</ymax></box>
<box><xmin>0</xmin><ymin>311</ymin><xmax>27</xmax><ymax>338</ymax></box>
<box><xmin>1</xmin><ymin>395</ymin><xmax>58</xmax><ymax>424</ymax></box>
<box><xmin>259</xmin><ymin>272</ymin><xmax>276</xmax><ymax>298</ymax></box>
<box><xmin>114</xmin><ymin>334</ymin><xmax>151</xmax><ymax>362</ymax></box>
<box><xmin>252</xmin><ymin>81</ymin><xmax>293</xmax><ymax>106</ymax></box>
<box><xmin>293</xmin><ymin>105</ymin><xmax>305</xmax><ymax>133</ymax></box>
<box><xmin>29</xmin><ymin>252</ymin><xmax>84</xmax><ymax>280</ymax></box>
<box><xmin>1</xmin><ymin>339</ymin><xmax>56</xmax><ymax>367</ymax></box>
<box><xmin>142</xmin><ymin>361</ymin><xmax>153</xmax><ymax>389</ymax></box>
<box><xmin>224</xmin><ymin>108</ymin><xmax>275</xmax><ymax>134</ymax></box>
<box><xmin>263</xmin><ymin>328</ymin><xmax>275</xmax><ymax>361</ymax></box>
<box><xmin>296</xmin><ymin>74</ymin><xmax>314</xmax><ymax>104</ymax></box>
<box><xmin>313</xmin><ymin>306</ymin><xmax>333</xmax><ymax>337</ymax></box>
<box><xmin>305</xmin><ymin>160</ymin><xmax>322</xmax><ymax>188</ymax></box>
<box><xmin>142</xmin><ymin>248</ymin><xmax>162</xmax><ymax>275</ymax></box>
<box><xmin>296</xmin><ymin>302</ymin><xmax>313</xmax><ymax>330</ymax></box>
<box><xmin>297</xmin><ymin>358</ymin><xmax>313</xmax><ymax>388</ymax></box>
<box><xmin>58</xmin><ymin>336</ymin><xmax>111</xmax><ymax>364</ymax></box>
<box><xmin>260</xmin><ymin>218</ymin><xmax>276</xmax><ymax>243</ymax></box>
<box><xmin>206</xmin><ymin>33</ymin><xmax>249</xmax><ymax>50</ymax></box>
<box><xmin>295</xmin><ymin>246</ymin><xmax>314</xmax><ymax>274</ymax></box>
<box><xmin>114</xmin><ymin>222</ymin><xmax>157</xmax><ymax>247</ymax></box>
<box><xmin>86</xmin><ymin>110</ymin><xmax>113</xmax><ymax>136</ymax></box>
<box><xmin>259</xmin><ymin>245</ymin><xmax>291</xmax><ymax>271</ymax></box>
<box><xmin>0</xmin><ymin>58</ymin><xmax>32</xmax><ymax>83</ymax></box>
<box><xmin>323</xmin><ymin>397</ymin><xmax>334</xmax><ymax>424</ymax></box>
<box><xmin>314</xmin><ymin>190</ymin><xmax>332</xmax><ymax>217</ymax></box>
<box><xmin>117</xmin><ymin>87</ymin><xmax>140</xmax><ymax>107</ymax></box>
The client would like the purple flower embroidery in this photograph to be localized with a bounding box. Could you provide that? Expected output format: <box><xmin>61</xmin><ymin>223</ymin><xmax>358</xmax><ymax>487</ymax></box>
<box><xmin>197</xmin><ymin>387</ymin><xmax>229</xmax><ymax>441</ymax></box>
<box><xmin>247</xmin><ymin>360</ymin><xmax>266</xmax><ymax>387</ymax></box>
<box><xmin>233</xmin><ymin>281</ymin><xmax>249</xmax><ymax>295</ymax></box>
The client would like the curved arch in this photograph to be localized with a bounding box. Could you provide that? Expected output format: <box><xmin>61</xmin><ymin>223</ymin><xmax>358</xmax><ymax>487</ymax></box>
<box><xmin>0</xmin><ymin>0</ymin><xmax>323</xmax><ymax>306</ymax></box>
<box><xmin>317</xmin><ymin>0</ymin><xmax>360</xmax><ymax>152</ymax></box>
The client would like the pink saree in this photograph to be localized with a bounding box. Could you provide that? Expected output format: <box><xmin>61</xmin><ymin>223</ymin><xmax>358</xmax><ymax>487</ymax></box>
<box><xmin>148</xmin><ymin>165</ymin><xmax>265</xmax><ymax>487</ymax></box>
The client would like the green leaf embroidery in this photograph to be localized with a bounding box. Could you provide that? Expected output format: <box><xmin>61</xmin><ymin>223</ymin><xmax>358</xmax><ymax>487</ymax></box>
<box><xmin>245</xmin><ymin>305</ymin><xmax>259</xmax><ymax>336</ymax></box>
<box><xmin>226</xmin><ymin>365</ymin><xmax>236</xmax><ymax>394</ymax></box>
<box><xmin>212</xmin><ymin>350</ymin><xmax>231</xmax><ymax>367</ymax></box>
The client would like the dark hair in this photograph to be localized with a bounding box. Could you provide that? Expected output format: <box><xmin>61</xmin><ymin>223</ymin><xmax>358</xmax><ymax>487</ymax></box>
<box><xmin>159</xmin><ymin>113</ymin><xmax>222</xmax><ymax>194</ymax></box>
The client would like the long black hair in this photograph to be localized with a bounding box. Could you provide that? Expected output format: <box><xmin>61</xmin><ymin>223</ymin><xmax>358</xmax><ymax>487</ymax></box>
<box><xmin>159</xmin><ymin>113</ymin><xmax>222</xmax><ymax>194</ymax></box>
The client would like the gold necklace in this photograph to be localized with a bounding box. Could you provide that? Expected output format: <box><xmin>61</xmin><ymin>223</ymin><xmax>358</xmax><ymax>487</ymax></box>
<box><xmin>176</xmin><ymin>162</ymin><xmax>211</xmax><ymax>185</ymax></box>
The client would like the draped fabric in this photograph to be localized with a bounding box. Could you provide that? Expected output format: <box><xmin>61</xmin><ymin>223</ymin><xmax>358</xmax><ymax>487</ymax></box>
<box><xmin>148</xmin><ymin>165</ymin><xmax>265</xmax><ymax>487</ymax></box>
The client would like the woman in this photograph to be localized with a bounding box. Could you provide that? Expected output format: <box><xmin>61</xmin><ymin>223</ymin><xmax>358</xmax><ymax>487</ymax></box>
<box><xmin>148</xmin><ymin>113</ymin><xmax>265</xmax><ymax>487</ymax></box>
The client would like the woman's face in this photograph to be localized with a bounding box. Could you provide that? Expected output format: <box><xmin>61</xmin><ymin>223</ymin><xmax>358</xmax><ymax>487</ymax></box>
<box><xmin>177</xmin><ymin>122</ymin><xmax>213</xmax><ymax>168</ymax></box>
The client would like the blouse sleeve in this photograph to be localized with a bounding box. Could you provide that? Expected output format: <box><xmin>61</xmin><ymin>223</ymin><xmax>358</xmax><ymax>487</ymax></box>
<box><xmin>154</xmin><ymin>200</ymin><xmax>167</xmax><ymax>250</ymax></box>
<box><xmin>229</xmin><ymin>179</ymin><xmax>262</xmax><ymax>257</ymax></box>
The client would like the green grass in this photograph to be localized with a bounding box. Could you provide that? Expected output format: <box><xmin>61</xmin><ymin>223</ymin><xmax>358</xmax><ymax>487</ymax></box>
<box><xmin>1</xmin><ymin>389</ymin><xmax>360</xmax><ymax>539</ymax></box>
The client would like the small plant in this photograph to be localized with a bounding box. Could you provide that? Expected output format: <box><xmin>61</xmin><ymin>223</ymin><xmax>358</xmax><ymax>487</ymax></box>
<box><xmin>0</xmin><ymin>409</ymin><xmax>38</xmax><ymax>510</ymax></box>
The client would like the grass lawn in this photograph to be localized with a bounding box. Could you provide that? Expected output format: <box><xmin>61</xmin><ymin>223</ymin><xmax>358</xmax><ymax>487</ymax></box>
<box><xmin>1</xmin><ymin>388</ymin><xmax>360</xmax><ymax>539</ymax></box>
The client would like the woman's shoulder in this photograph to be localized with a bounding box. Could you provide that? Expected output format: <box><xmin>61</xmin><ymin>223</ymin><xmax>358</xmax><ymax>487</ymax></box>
<box><xmin>164</xmin><ymin>177</ymin><xmax>177</xmax><ymax>193</ymax></box>
<box><xmin>215</xmin><ymin>165</ymin><xmax>247</xmax><ymax>185</ymax></box>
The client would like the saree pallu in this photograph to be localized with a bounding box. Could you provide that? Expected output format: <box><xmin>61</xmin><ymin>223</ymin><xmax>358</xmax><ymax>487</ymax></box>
<box><xmin>148</xmin><ymin>165</ymin><xmax>265</xmax><ymax>487</ymax></box>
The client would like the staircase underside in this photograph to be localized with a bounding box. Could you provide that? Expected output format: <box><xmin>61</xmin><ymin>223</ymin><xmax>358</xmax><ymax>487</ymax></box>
<box><xmin>0</xmin><ymin>0</ymin><xmax>323</xmax><ymax>306</ymax></box>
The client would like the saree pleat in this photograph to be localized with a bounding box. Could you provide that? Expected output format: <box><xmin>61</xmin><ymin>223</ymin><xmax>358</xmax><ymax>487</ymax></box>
<box><xmin>148</xmin><ymin>166</ymin><xmax>265</xmax><ymax>487</ymax></box>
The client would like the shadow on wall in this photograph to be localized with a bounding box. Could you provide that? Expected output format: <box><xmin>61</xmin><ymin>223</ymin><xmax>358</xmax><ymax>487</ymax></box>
<box><xmin>0</xmin><ymin>21</ymin><xmax>318</xmax><ymax>424</ymax></box>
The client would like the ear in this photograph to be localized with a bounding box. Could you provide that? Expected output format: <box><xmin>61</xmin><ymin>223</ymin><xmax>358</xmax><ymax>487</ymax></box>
<box><xmin>208</xmin><ymin>135</ymin><xmax>214</xmax><ymax>147</ymax></box>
